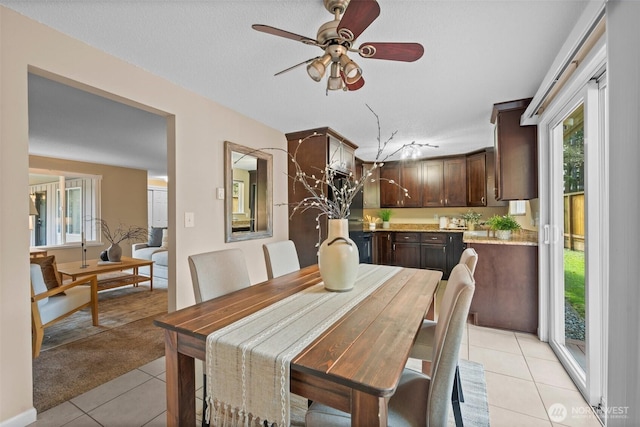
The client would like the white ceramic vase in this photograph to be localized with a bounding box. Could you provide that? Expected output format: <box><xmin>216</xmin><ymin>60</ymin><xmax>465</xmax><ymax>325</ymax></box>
<box><xmin>495</xmin><ymin>230</ymin><xmax>512</xmax><ymax>240</ymax></box>
<box><xmin>318</xmin><ymin>219</ymin><xmax>359</xmax><ymax>292</ymax></box>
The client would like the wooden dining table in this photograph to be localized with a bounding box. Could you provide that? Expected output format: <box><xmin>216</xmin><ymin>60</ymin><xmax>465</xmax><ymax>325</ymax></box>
<box><xmin>153</xmin><ymin>264</ymin><xmax>442</xmax><ymax>427</ymax></box>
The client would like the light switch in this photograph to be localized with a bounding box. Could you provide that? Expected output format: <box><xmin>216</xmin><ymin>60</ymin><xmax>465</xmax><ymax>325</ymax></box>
<box><xmin>217</xmin><ymin>188</ymin><xmax>225</xmax><ymax>200</ymax></box>
<box><xmin>184</xmin><ymin>212</ymin><xmax>195</xmax><ymax>228</ymax></box>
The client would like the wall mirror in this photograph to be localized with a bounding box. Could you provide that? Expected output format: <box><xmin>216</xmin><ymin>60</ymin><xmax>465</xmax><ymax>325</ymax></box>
<box><xmin>224</xmin><ymin>141</ymin><xmax>273</xmax><ymax>242</ymax></box>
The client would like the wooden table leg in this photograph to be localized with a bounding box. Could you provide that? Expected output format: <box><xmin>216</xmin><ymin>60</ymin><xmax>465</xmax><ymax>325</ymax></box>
<box><xmin>351</xmin><ymin>390</ymin><xmax>388</xmax><ymax>427</ymax></box>
<box><xmin>164</xmin><ymin>330</ymin><xmax>195</xmax><ymax>427</ymax></box>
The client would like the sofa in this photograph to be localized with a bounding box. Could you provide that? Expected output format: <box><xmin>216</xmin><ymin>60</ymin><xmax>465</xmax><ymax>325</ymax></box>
<box><xmin>132</xmin><ymin>227</ymin><xmax>168</xmax><ymax>280</ymax></box>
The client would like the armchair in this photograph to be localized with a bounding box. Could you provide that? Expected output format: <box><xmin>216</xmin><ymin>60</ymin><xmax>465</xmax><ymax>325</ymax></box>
<box><xmin>30</xmin><ymin>264</ymin><xmax>99</xmax><ymax>357</ymax></box>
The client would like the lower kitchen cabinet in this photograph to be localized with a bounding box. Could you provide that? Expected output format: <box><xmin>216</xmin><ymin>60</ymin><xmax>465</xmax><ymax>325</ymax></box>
<box><xmin>467</xmin><ymin>243</ymin><xmax>538</xmax><ymax>333</ymax></box>
<box><xmin>373</xmin><ymin>231</ymin><xmax>463</xmax><ymax>279</ymax></box>
<box><xmin>392</xmin><ymin>232</ymin><xmax>421</xmax><ymax>268</ymax></box>
<box><xmin>373</xmin><ymin>231</ymin><xmax>393</xmax><ymax>265</ymax></box>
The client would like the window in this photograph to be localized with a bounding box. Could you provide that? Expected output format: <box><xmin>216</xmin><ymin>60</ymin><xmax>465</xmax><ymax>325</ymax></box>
<box><xmin>29</xmin><ymin>169</ymin><xmax>102</xmax><ymax>248</ymax></box>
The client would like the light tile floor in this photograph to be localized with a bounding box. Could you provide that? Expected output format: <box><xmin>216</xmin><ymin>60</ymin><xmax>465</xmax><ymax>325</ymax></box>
<box><xmin>28</xmin><ymin>324</ymin><xmax>603</xmax><ymax>427</ymax></box>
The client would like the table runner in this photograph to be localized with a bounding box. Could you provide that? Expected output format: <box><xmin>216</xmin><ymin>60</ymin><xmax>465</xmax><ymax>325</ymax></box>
<box><xmin>205</xmin><ymin>264</ymin><xmax>401</xmax><ymax>427</ymax></box>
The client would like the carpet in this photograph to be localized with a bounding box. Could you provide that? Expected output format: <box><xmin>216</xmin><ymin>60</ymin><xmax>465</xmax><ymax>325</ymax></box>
<box><xmin>32</xmin><ymin>285</ymin><xmax>167</xmax><ymax>412</ymax></box>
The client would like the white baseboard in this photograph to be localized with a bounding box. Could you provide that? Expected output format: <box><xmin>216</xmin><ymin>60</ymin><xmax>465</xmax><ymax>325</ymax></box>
<box><xmin>0</xmin><ymin>407</ymin><xmax>37</xmax><ymax>427</ymax></box>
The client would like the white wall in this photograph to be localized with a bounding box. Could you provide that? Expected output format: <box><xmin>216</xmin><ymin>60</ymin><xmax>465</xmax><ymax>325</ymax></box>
<box><xmin>0</xmin><ymin>7</ymin><xmax>288</xmax><ymax>425</ymax></box>
<box><xmin>606</xmin><ymin>1</ymin><xmax>640</xmax><ymax>425</ymax></box>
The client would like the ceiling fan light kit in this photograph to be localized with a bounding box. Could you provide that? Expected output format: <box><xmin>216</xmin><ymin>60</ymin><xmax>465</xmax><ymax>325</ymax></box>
<box><xmin>253</xmin><ymin>0</ymin><xmax>424</xmax><ymax>94</ymax></box>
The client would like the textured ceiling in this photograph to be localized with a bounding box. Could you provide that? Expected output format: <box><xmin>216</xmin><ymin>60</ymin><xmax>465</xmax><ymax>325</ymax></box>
<box><xmin>4</xmin><ymin>0</ymin><xmax>589</xmax><ymax>178</ymax></box>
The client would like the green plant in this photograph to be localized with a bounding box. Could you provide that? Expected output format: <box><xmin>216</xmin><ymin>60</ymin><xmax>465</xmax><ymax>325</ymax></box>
<box><xmin>461</xmin><ymin>210</ymin><xmax>482</xmax><ymax>225</ymax></box>
<box><xmin>487</xmin><ymin>214</ymin><xmax>521</xmax><ymax>231</ymax></box>
<box><xmin>379</xmin><ymin>209</ymin><xmax>393</xmax><ymax>222</ymax></box>
<box><xmin>564</xmin><ymin>249</ymin><xmax>586</xmax><ymax>318</ymax></box>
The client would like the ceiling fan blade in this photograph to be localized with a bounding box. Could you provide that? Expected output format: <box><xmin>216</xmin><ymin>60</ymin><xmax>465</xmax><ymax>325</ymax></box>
<box><xmin>337</xmin><ymin>0</ymin><xmax>380</xmax><ymax>42</ymax></box>
<box><xmin>252</xmin><ymin>24</ymin><xmax>320</xmax><ymax>46</ymax></box>
<box><xmin>344</xmin><ymin>75</ymin><xmax>365</xmax><ymax>91</ymax></box>
<box><xmin>274</xmin><ymin>57</ymin><xmax>320</xmax><ymax>76</ymax></box>
<box><xmin>358</xmin><ymin>42</ymin><xmax>424</xmax><ymax>62</ymax></box>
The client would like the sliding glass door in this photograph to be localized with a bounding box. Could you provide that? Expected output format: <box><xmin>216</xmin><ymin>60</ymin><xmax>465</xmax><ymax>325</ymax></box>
<box><xmin>546</xmin><ymin>76</ymin><xmax>607</xmax><ymax>407</ymax></box>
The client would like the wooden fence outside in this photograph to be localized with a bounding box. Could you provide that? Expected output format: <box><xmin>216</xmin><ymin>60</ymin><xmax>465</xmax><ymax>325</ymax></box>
<box><xmin>564</xmin><ymin>192</ymin><xmax>585</xmax><ymax>251</ymax></box>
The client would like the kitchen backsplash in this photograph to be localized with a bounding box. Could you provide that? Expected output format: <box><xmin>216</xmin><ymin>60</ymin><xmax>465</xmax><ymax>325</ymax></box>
<box><xmin>363</xmin><ymin>201</ymin><xmax>539</xmax><ymax>232</ymax></box>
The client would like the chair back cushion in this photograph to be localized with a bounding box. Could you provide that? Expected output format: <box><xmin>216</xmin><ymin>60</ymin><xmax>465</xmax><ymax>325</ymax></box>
<box><xmin>188</xmin><ymin>248</ymin><xmax>251</xmax><ymax>303</ymax></box>
<box><xmin>428</xmin><ymin>263</ymin><xmax>475</xmax><ymax>426</ymax></box>
<box><xmin>30</xmin><ymin>255</ymin><xmax>62</xmax><ymax>290</ymax></box>
<box><xmin>30</xmin><ymin>264</ymin><xmax>50</xmax><ymax>307</ymax></box>
<box><xmin>263</xmin><ymin>240</ymin><xmax>301</xmax><ymax>279</ymax></box>
<box><xmin>458</xmin><ymin>247</ymin><xmax>478</xmax><ymax>276</ymax></box>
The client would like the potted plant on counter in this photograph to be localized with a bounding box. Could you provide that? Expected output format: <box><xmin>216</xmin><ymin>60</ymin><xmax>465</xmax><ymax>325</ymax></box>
<box><xmin>487</xmin><ymin>214</ymin><xmax>521</xmax><ymax>240</ymax></box>
<box><xmin>461</xmin><ymin>210</ymin><xmax>482</xmax><ymax>231</ymax></box>
<box><xmin>379</xmin><ymin>209</ymin><xmax>393</xmax><ymax>229</ymax></box>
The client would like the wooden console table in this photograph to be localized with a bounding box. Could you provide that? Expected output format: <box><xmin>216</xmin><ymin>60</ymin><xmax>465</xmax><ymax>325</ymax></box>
<box><xmin>57</xmin><ymin>256</ymin><xmax>154</xmax><ymax>291</ymax></box>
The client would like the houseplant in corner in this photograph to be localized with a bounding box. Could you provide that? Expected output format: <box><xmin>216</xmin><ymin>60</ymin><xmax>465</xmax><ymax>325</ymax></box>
<box><xmin>98</xmin><ymin>219</ymin><xmax>148</xmax><ymax>262</ymax></box>
<box><xmin>487</xmin><ymin>214</ymin><xmax>521</xmax><ymax>240</ymax></box>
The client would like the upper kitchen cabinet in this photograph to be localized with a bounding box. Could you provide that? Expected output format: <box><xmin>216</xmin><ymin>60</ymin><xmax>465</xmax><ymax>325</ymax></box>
<box><xmin>422</xmin><ymin>156</ymin><xmax>467</xmax><ymax>207</ymax></box>
<box><xmin>491</xmin><ymin>98</ymin><xmax>538</xmax><ymax>200</ymax></box>
<box><xmin>379</xmin><ymin>161</ymin><xmax>422</xmax><ymax>208</ymax></box>
<box><xmin>466</xmin><ymin>149</ymin><xmax>507</xmax><ymax>207</ymax></box>
<box><xmin>285</xmin><ymin>127</ymin><xmax>358</xmax><ymax>267</ymax></box>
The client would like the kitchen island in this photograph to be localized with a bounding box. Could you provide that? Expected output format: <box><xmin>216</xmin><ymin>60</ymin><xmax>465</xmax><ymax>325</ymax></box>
<box><xmin>464</xmin><ymin>229</ymin><xmax>539</xmax><ymax>334</ymax></box>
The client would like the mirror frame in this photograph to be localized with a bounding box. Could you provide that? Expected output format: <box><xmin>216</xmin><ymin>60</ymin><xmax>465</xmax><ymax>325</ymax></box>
<box><xmin>224</xmin><ymin>141</ymin><xmax>273</xmax><ymax>242</ymax></box>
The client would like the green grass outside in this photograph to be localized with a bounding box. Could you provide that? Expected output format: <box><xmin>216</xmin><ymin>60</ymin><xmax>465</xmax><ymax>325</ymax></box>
<box><xmin>564</xmin><ymin>249</ymin><xmax>585</xmax><ymax>318</ymax></box>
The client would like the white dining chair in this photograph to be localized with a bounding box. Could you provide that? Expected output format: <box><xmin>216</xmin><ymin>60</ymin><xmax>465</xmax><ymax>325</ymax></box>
<box><xmin>305</xmin><ymin>263</ymin><xmax>476</xmax><ymax>427</ymax></box>
<box><xmin>262</xmin><ymin>240</ymin><xmax>301</xmax><ymax>279</ymax></box>
<box><xmin>458</xmin><ymin>247</ymin><xmax>478</xmax><ymax>276</ymax></box>
<box><xmin>188</xmin><ymin>248</ymin><xmax>251</xmax><ymax>427</ymax></box>
<box><xmin>409</xmin><ymin>247</ymin><xmax>479</xmax><ymax>426</ymax></box>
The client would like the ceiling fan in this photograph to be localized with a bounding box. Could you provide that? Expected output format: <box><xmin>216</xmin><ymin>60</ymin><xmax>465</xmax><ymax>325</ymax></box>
<box><xmin>252</xmin><ymin>0</ymin><xmax>424</xmax><ymax>93</ymax></box>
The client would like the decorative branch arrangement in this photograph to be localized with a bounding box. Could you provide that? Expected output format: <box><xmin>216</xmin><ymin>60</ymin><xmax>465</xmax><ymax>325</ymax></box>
<box><xmin>286</xmin><ymin>105</ymin><xmax>436</xmax><ymax>224</ymax></box>
<box><xmin>97</xmin><ymin>219</ymin><xmax>148</xmax><ymax>245</ymax></box>
<box><xmin>236</xmin><ymin>105</ymin><xmax>439</xmax><ymax>247</ymax></box>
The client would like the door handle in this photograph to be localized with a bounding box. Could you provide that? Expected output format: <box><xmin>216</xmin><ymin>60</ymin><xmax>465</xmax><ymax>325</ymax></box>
<box><xmin>543</xmin><ymin>224</ymin><xmax>550</xmax><ymax>245</ymax></box>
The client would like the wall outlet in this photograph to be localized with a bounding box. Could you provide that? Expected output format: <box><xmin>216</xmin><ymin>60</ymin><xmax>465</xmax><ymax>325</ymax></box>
<box><xmin>184</xmin><ymin>212</ymin><xmax>195</xmax><ymax>228</ymax></box>
<box><xmin>217</xmin><ymin>188</ymin><xmax>224</xmax><ymax>200</ymax></box>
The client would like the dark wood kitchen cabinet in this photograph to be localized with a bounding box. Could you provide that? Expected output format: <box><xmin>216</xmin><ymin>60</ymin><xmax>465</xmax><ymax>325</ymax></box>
<box><xmin>421</xmin><ymin>160</ymin><xmax>444</xmax><ymax>207</ymax></box>
<box><xmin>392</xmin><ymin>232</ymin><xmax>421</xmax><ymax>268</ymax></box>
<box><xmin>491</xmin><ymin>98</ymin><xmax>538</xmax><ymax>200</ymax></box>
<box><xmin>420</xmin><ymin>233</ymin><xmax>448</xmax><ymax>275</ymax></box>
<box><xmin>285</xmin><ymin>127</ymin><xmax>358</xmax><ymax>268</ymax></box>
<box><xmin>466</xmin><ymin>150</ymin><xmax>507</xmax><ymax>207</ymax></box>
<box><xmin>379</xmin><ymin>162</ymin><xmax>422</xmax><ymax>207</ymax></box>
<box><xmin>422</xmin><ymin>157</ymin><xmax>466</xmax><ymax>207</ymax></box>
<box><xmin>373</xmin><ymin>231</ymin><xmax>393</xmax><ymax>265</ymax></box>
<box><xmin>443</xmin><ymin>157</ymin><xmax>467</xmax><ymax>206</ymax></box>
<box><xmin>467</xmin><ymin>242</ymin><xmax>538</xmax><ymax>333</ymax></box>
<box><xmin>373</xmin><ymin>231</ymin><xmax>463</xmax><ymax>279</ymax></box>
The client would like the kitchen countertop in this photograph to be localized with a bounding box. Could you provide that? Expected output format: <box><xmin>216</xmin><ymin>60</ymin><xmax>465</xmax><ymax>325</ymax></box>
<box><xmin>366</xmin><ymin>223</ymin><xmax>467</xmax><ymax>233</ymax></box>
<box><xmin>463</xmin><ymin>229</ymin><xmax>538</xmax><ymax>246</ymax></box>
<box><xmin>364</xmin><ymin>223</ymin><xmax>539</xmax><ymax>246</ymax></box>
